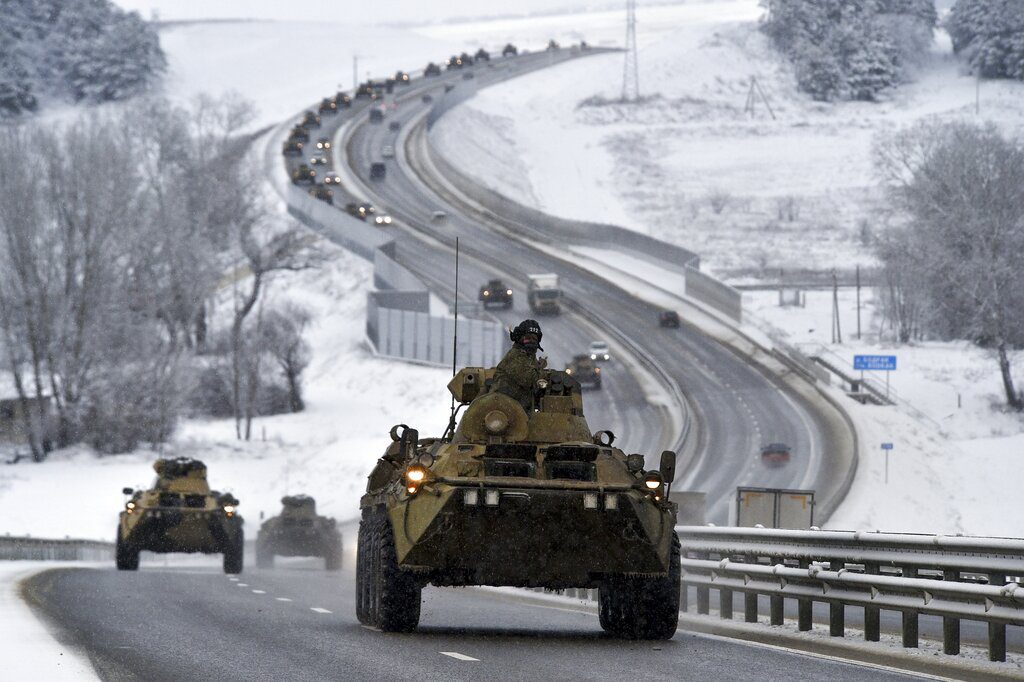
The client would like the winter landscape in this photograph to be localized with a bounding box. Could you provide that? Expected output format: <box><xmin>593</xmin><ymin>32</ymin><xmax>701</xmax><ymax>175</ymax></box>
<box><xmin>2</xmin><ymin>0</ymin><xmax>1024</xmax><ymax>679</ymax></box>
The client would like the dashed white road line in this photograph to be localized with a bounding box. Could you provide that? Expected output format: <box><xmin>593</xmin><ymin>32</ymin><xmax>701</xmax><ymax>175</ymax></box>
<box><xmin>440</xmin><ymin>651</ymin><xmax>479</xmax><ymax>661</ymax></box>
<box><xmin>228</xmin><ymin>577</ymin><xmax>239</xmax><ymax>582</ymax></box>
<box><xmin>252</xmin><ymin>590</ymin><xmax>266</xmax><ymax>594</ymax></box>
<box><xmin>310</xmin><ymin>607</ymin><xmax>332</xmax><ymax>614</ymax></box>
<box><xmin>237</xmin><ymin>583</ymin><xmax>249</xmax><ymax>587</ymax></box>
<box><xmin>276</xmin><ymin>597</ymin><xmax>293</xmax><ymax>602</ymax></box>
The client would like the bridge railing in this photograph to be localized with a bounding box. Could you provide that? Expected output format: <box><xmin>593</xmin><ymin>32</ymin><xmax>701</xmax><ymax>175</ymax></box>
<box><xmin>0</xmin><ymin>535</ymin><xmax>114</xmax><ymax>561</ymax></box>
<box><xmin>677</xmin><ymin>525</ymin><xmax>1024</xmax><ymax>662</ymax></box>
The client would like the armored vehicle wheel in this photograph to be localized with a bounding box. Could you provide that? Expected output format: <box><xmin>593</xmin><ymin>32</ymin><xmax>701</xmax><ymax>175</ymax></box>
<box><xmin>325</xmin><ymin>541</ymin><xmax>342</xmax><ymax>572</ymax></box>
<box><xmin>256</xmin><ymin>541</ymin><xmax>273</xmax><ymax>569</ymax></box>
<box><xmin>599</xmin><ymin>532</ymin><xmax>680</xmax><ymax>639</ymax></box>
<box><xmin>223</xmin><ymin>529</ymin><xmax>244</xmax><ymax>574</ymax></box>
<box><xmin>360</xmin><ymin>508</ymin><xmax>421</xmax><ymax>631</ymax></box>
<box><xmin>355</xmin><ymin>513</ymin><xmax>372</xmax><ymax>625</ymax></box>
<box><xmin>115</xmin><ymin>531</ymin><xmax>139</xmax><ymax>571</ymax></box>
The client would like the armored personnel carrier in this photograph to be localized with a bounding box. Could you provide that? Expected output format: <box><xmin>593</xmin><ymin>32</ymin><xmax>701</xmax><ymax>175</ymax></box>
<box><xmin>424</xmin><ymin>62</ymin><xmax>442</xmax><ymax>77</ymax></box>
<box><xmin>309</xmin><ymin>185</ymin><xmax>333</xmax><ymax>204</ymax></box>
<box><xmin>292</xmin><ymin>164</ymin><xmax>317</xmax><ymax>185</ymax></box>
<box><xmin>282</xmin><ymin>139</ymin><xmax>304</xmax><ymax>156</ymax></box>
<box><xmin>357</xmin><ymin>367</ymin><xmax>680</xmax><ymax>638</ymax></box>
<box><xmin>116</xmin><ymin>458</ymin><xmax>243</xmax><ymax>573</ymax></box>
<box><xmin>256</xmin><ymin>495</ymin><xmax>343</xmax><ymax>570</ymax></box>
<box><xmin>565</xmin><ymin>354</ymin><xmax>602</xmax><ymax>390</ymax></box>
<box><xmin>300</xmin><ymin>110</ymin><xmax>321</xmax><ymax>128</ymax></box>
<box><xmin>319</xmin><ymin>97</ymin><xmax>338</xmax><ymax>114</ymax></box>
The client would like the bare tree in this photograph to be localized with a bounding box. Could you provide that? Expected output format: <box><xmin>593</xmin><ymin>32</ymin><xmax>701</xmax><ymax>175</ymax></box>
<box><xmin>874</xmin><ymin>121</ymin><xmax>1024</xmax><ymax>409</ymax></box>
<box><xmin>262</xmin><ymin>304</ymin><xmax>312</xmax><ymax>413</ymax></box>
<box><xmin>230</xmin><ymin>223</ymin><xmax>318</xmax><ymax>439</ymax></box>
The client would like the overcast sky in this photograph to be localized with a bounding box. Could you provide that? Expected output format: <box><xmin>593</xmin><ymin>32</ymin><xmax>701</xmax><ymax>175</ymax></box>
<box><xmin>112</xmin><ymin>0</ymin><xmax>644</xmax><ymax>25</ymax></box>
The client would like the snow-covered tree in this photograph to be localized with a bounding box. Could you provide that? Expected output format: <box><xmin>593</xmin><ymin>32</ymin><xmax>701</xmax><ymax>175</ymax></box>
<box><xmin>874</xmin><ymin>121</ymin><xmax>1024</xmax><ymax>410</ymax></box>
<box><xmin>947</xmin><ymin>0</ymin><xmax>1024</xmax><ymax>80</ymax></box>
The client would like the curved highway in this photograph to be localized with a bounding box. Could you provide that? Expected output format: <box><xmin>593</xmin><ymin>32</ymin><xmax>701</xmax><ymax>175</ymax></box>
<box><xmin>334</xmin><ymin>55</ymin><xmax>853</xmax><ymax>525</ymax></box>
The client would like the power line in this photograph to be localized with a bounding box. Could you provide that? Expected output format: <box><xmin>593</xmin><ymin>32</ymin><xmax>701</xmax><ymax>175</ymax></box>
<box><xmin>622</xmin><ymin>0</ymin><xmax>639</xmax><ymax>102</ymax></box>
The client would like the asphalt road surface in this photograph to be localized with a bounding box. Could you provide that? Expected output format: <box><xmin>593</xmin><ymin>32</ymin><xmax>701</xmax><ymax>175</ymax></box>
<box><xmin>24</xmin><ymin>550</ymin><xmax>922</xmax><ymax>681</ymax></box>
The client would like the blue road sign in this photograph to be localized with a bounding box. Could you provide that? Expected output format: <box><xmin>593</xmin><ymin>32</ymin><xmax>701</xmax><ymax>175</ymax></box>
<box><xmin>881</xmin><ymin>443</ymin><xmax>894</xmax><ymax>450</ymax></box>
<box><xmin>855</xmin><ymin>355</ymin><xmax>897</xmax><ymax>371</ymax></box>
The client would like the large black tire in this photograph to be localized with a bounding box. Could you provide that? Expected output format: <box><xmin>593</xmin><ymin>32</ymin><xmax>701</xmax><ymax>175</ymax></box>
<box><xmin>355</xmin><ymin>513</ymin><xmax>372</xmax><ymax>625</ymax></box>
<box><xmin>223</xmin><ymin>528</ymin><xmax>244</xmax><ymax>575</ymax></box>
<box><xmin>115</xmin><ymin>530</ymin><xmax>139</xmax><ymax>571</ymax></box>
<box><xmin>357</xmin><ymin>508</ymin><xmax>421</xmax><ymax>631</ymax></box>
<box><xmin>599</xmin><ymin>532</ymin><xmax>680</xmax><ymax>640</ymax></box>
<box><xmin>256</xmin><ymin>539</ymin><xmax>273</xmax><ymax>569</ymax></box>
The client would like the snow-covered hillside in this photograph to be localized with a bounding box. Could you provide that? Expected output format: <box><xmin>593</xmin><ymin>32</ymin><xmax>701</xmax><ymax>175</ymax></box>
<box><xmin>430</xmin><ymin>0</ymin><xmax>1024</xmax><ymax>280</ymax></box>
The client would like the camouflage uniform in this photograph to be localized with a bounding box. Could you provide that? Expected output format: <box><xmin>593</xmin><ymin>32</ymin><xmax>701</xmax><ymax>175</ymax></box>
<box><xmin>491</xmin><ymin>345</ymin><xmax>544</xmax><ymax>413</ymax></box>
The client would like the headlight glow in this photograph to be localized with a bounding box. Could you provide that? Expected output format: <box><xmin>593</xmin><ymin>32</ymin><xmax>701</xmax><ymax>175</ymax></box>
<box><xmin>506</xmin><ymin>289</ymin><xmax>512</xmax><ymax>295</ymax></box>
<box><xmin>406</xmin><ymin>466</ymin><xmax>426</xmax><ymax>483</ymax></box>
<box><xmin>644</xmin><ymin>479</ymin><xmax>660</xmax><ymax>490</ymax></box>
<box><xmin>223</xmin><ymin>504</ymin><xmax>236</xmax><ymax>514</ymax></box>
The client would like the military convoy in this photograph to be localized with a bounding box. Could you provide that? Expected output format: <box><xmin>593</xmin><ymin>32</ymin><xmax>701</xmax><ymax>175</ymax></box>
<box><xmin>357</xmin><ymin>366</ymin><xmax>680</xmax><ymax>638</ymax></box>
<box><xmin>309</xmin><ymin>185</ymin><xmax>334</xmax><ymax>204</ymax></box>
<box><xmin>565</xmin><ymin>354</ymin><xmax>602</xmax><ymax>389</ymax></box>
<box><xmin>300</xmin><ymin>111</ymin><xmax>321</xmax><ymax>128</ymax></box>
<box><xmin>479</xmin><ymin>279</ymin><xmax>513</xmax><ymax>308</ymax></box>
<box><xmin>116</xmin><ymin>458</ymin><xmax>244</xmax><ymax>573</ymax></box>
<box><xmin>292</xmin><ymin>164</ymin><xmax>317</xmax><ymax>185</ymax></box>
<box><xmin>282</xmin><ymin>139</ymin><xmax>304</xmax><ymax>156</ymax></box>
<box><xmin>256</xmin><ymin>495</ymin><xmax>343</xmax><ymax>570</ymax></box>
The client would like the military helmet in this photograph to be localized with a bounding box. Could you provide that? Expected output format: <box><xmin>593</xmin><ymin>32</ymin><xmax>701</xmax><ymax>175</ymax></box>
<box><xmin>510</xmin><ymin>319</ymin><xmax>543</xmax><ymax>350</ymax></box>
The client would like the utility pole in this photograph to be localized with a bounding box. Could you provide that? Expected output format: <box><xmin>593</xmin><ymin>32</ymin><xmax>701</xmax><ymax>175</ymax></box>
<box><xmin>856</xmin><ymin>265</ymin><xmax>861</xmax><ymax>341</ymax></box>
<box><xmin>352</xmin><ymin>55</ymin><xmax>359</xmax><ymax>92</ymax></box>
<box><xmin>622</xmin><ymin>0</ymin><xmax>639</xmax><ymax>102</ymax></box>
<box><xmin>831</xmin><ymin>269</ymin><xmax>842</xmax><ymax>345</ymax></box>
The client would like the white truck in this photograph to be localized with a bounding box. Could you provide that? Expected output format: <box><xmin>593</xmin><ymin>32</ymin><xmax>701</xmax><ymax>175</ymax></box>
<box><xmin>527</xmin><ymin>273</ymin><xmax>561</xmax><ymax>315</ymax></box>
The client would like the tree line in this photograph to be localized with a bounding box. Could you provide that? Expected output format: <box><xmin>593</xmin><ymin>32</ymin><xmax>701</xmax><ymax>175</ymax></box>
<box><xmin>761</xmin><ymin>0</ymin><xmax>1024</xmax><ymax>102</ymax></box>
<box><xmin>0</xmin><ymin>0</ymin><xmax>165</xmax><ymax>116</ymax></box>
<box><xmin>874</xmin><ymin>121</ymin><xmax>1024</xmax><ymax>411</ymax></box>
<box><xmin>0</xmin><ymin>96</ymin><xmax>317</xmax><ymax>460</ymax></box>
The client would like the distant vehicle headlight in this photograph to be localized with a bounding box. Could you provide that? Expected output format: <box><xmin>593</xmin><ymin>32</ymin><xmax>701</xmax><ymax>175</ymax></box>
<box><xmin>590</xmin><ymin>354</ymin><xmax>597</xmax><ymax>360</ymax></box>
<box><xmin>506</xmin><ymin>289</ymin><xmax>512</xmax><ymax>295</ymax></box>
<box><xmin>223</xmin><ymin>504</ymin><xmax>236</xmax><ymax>517</ymax></box>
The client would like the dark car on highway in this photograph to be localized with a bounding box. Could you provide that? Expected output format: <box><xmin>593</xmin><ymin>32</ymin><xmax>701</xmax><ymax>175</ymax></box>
<box><xmin>370</xmin><ymin>162</ymin><xmax>387</xmax><ymax>180</ymax></box>
<box><xmin>761</xmin><ymin>443</ymin><xmax>792</xmax><ymax>467</ymax></box>
<box><xmin>659</xmin><ymin>310</ymin><xmax>680</xmax><ymax>328</ymax></box>
<box><xmin>565</xmin><ymin>354</ymin><xmax>602</xmax><ymax>389</ymax></box>
<box><xmin>478</xmin><ymin>279</ymin><xmax>513</xmax><ymax>308</ymax></box>
<box><xmin>369</xmin><ymin>108</ymin><xmax>384</xmax><ymax>123</ymax></box>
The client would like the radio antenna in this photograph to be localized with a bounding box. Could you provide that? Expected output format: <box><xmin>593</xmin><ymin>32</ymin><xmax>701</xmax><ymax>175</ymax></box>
<box><xmin>452</xmin><ymin>236</ymin><xmax>459</xmax><ymax>377</ymax></box>
<box><xmin>446</xmin><ymin>238</ymin><xmax>460</xmax><ymax>440</ymax></box>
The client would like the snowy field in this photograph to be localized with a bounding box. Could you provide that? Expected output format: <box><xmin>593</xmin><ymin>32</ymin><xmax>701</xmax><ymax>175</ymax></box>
<box><xmin>2</xmin><ymin>2</ymin><xmax>1022</xmax><ymax>543</ymax></box>
<box><xmin>429</xmin><ymin>0</ymin><xmax>1024</xmax><ymax>280</ymax></box>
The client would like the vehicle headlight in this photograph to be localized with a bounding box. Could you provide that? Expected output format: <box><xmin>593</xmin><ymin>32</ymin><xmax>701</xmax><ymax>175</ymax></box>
<box><xmin>126</xmin><ymin>501</ymin><xmax>136</xmax><ymax>513</ymax></box>
<box><xmin>223</xmin><ymin>504</ymin><xmax>236</xmax><ymax>516</ymax></box>
<box><xmin>483</xmin><ymin>291</ymin><xmax>490</xmax><ymax>296</ymax></box>
<box><xmin>405</xmin><ymin>465</ymin><xmax>426</xmax><ymax>484</ymax></box>
<box><xmin>506</xmin><ymin>289</ymin><xmax>513</xmax><ymax>295</ymax></box>
<box><xmin>565</xmin><ymin>368</ymin><xmax>573</xmax><ymax>374</ymax></box>
<box><xmin>590</xmin><ymin>354</ymin><xmax>597</xmax><ymax>360</ymax></box>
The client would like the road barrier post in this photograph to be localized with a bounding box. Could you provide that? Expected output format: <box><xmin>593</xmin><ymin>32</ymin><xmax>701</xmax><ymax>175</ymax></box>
<box><xmin>797</xmin><ymin>559</ymin><xmax>813</xmax><ymax>631</ymax></box>
<box><xmin>902</xmin><ymin>567</ymin><xmax>919</xmax><ymax>648</ymax></box>
<box><xmin>989</xmin><ymin>571</ymin><xmax>1007</xmax><ymax>662</ymax></box>
<box><xmin>769</xmin><ymin>556</ymin><xmax>784</xmax><ymax>626</ymax></box>
<box><xmin>942</xmin><ymin>569</ymin><xmax>960</xmax><ymax>655</ymax></box>
<box><xmin>864</xmin><ymin>562</ymin><xmax>880</xmax><ymax>642</ymax></box>
<box><xmin>720</xmin><ymin>586</ymin><xmax>733</xmax><ymax>620</ymax></box>
<box><xmin>829</xmin><ymin>560</ymin><xmax>844</xmax><ymax>637</ymax></box>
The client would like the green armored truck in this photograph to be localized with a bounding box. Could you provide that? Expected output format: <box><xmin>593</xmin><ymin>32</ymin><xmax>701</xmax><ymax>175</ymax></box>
<box><xmin>256</xmin><ymin>495</ymin><xmax>343</xmax><ymax>570</ymax></box>
<box><xmin>116</xmin><ymin>458</ymin><xmax>243</xmax><ymax>573</ymax></box>
<box><xmin>357</xmin><ymin>366</ymin><xmax>680</xmax><ymax>638</ymax></box>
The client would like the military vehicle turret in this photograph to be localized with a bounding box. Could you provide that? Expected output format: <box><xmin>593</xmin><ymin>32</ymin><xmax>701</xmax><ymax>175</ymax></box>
<box><xmin>290</xmin><ymin>126</ymin><xmax>310</xmax><ymax>143</ymax></box>
<box><xmin>547</xmin><ymin>39</ymin><xmax>561</xmax><ymax>51</ymax></box>
<box><xmin>502</xmin><ymin>43</ymin><xmax>518</xmax><ymax>57</ymax></box>
<box><xmin>256</xmin><ymin>495</ymin><xmax>343</xmax><ymax>570</ymax></box>
<box><xmin>424</xmin><ymin>62</ymin><xmax>442</xmax><ymax>77</ymax></box>
<box><xmin>282</xmin><ymin>139</ymin><xmax>304</xmax><ymax>156</ymax></box>
<box><xmin>309</xmin><ymin>184</ymin><xmax>334</xmax><ymax>204</ymax></box>
<box><xmin>292</xmin><ymin>164</ymin><xmax>317</xmax><ymax>185</ymax></box>
<box><xmin>300</xmin><ymin>111</ymin><xmax>321</xmax><ymax>128</ymax></box>
<box><xmin>319</xmin><ymin>97</ymin><xmax>338</xmax><ymax>114</ymax></box>
<box><xmin>116</xmin><ymin>458</ymin><xmax>243</xmax><ymax>573</ymax></box>
<box><xmin>357</xmin><ymin>367</ymin><xmax>680</xmax><ymax>638</ymax></box>
<box><xmin>474</xmin><ymin>48</ymin><xmax>490</xmax><ymax>62</ymax></box>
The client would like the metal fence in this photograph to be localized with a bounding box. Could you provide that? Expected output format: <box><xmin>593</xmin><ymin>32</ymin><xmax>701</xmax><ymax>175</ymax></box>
<box><xmin>0</xmin><ymin>535</ymin><xmax>114</xmax><ymax>561</ymax></box>
<box><xmin>287</xmin><ymin>172</ymin><xmax>507</xmax><ymax>369</ymax></box>
<box><xmin>677</xmin><ymin>526</ymin><xmax>1024</xmax><ymax>662</ymax></box>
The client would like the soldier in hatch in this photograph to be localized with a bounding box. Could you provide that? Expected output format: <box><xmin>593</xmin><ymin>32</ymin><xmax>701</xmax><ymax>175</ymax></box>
<box><xmin>491</xmin><ymin>319</ymin><xmax>547</xmax><ymax>413</ymax></box>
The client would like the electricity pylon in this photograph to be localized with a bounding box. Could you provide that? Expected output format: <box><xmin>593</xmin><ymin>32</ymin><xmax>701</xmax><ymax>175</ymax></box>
<box><xmin>622</xmin><ymin>0</ymin><xmax>639</xmax><ymax>102</ymax></box>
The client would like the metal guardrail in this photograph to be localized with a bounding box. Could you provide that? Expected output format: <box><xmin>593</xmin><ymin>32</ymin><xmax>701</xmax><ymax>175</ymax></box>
<box><xmin>677</xmin><ymin>526</ymin><xmax>1024</xmax><ymax>662</ymax></box>
<box><xmin>0</xmin><ymin>535</ymin><xmax>114</xmax><ymax>561</ymax></box>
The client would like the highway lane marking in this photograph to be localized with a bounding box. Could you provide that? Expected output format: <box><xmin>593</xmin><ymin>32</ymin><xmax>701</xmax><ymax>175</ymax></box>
<box><xmin>440</xmin><ymin>652</ymin><xmax>479</xmax><ymax>661</ymax></box>
<box><xmin>228</xmin><ymin>577</ymin><xmax>239</xmax><ymax>581</ymax></box>
<box><xmin>310</xmin><ymin>607</ymin><xmax>332</xmax><ymax>614</ymax></box>
<box><xmin>237</xmin><ymin>583</ymin><xmax>249</xmax><ymax>587</ymax></box>
<box><xmin>276</xmin><ymin>597</ymin><xmax>292</xmax><ymax>602</ymax></box>
<box><xmin>252</xmin><ymin>590</ymin><xmax>266</xmax><ymax>594</ymax></box>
